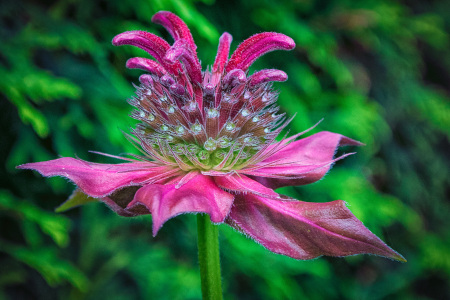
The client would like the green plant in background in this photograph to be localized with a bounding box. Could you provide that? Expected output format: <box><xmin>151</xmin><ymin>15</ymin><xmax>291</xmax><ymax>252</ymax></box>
<box><xmin>1</xmin><ymin>0</ymin><xmax>449</xmax><ymax>299</ymax></box>
<box><xmin>17</xmin><ymin>10</ymin><xmax>407</xmax><ymax>299</ymax></box>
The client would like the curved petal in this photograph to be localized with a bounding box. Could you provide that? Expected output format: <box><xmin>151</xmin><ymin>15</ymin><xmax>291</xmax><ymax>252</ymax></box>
<box><xmin>127</xmin><ymin>174</ymin><xmax>234</xmax><ymax>236</ymax></box>
<box><xmin>17</xmin><ymin>157</ymin><xmax>172</xmax><ymax>197</ymax></box>
<box><xmin>152</xmin><ymin>11</ymin><xmax>197</xmax><ymax>52</ymax></box>
<box><xmin>112</xmin><ymin>31</ymin><xmax>170</xmax><ymax>65</ymax></box>
<box><xmin>214</xmin><ymin>173</ymin><xmax>281</xmax><ymax>200</ymax></box>
<box><xmin>226</xmin><ymin>32</ymin><xmax>295</xmax><ymax>72</ymax></box>
<box><xmin>126</xmin><ymin>57</ymin><xmax>166</xmax><ymax>76</ymax></box>
<box><xmin>227</xmin><ymin>193</ymin><xmax>406</xmax><ymax>261</ymax></box>
<box><xmin>244</xmin><ymin>131</ymin><xmax>362</xmax><ymax>188</ymax></box>
<box><xmin>248</xmin><ymin>69</ymin><xmax>287</xmax><ymax>87</ymax></box>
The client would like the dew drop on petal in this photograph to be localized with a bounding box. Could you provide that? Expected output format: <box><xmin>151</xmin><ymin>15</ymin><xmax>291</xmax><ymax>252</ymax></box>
<box><xmin>207</xmin><ymin>108</ymin><xmax>219</xmax><ymax>118</ymax></box>
<box><xmin>161</xmin><ymin>125</ymin><xmax>169</xmax><ymax>132</ymax></box>
<box><xmin>225</xmin><ymin>122</ymin><xmax>236</xmax><ymax>132</ymax></box>
<box><xmin>204</xmin><ymin>138</ymin><xmax>217</xmax><ymax>151</ymax></box>
<box><xmin>217</xmin><ymin>136</ymin><xmax>232</xmax><ymax>148</ymax></box>
<box><xmin>173</xmin><ymin>144</ymin><xmax>185</xmax><ymax>154</ymax></box>
<box><xmin>168</xmin><ymin>106</ymin><xmax>175</xmax><ymax>114</ymax></box>
<box><xmin>198</xmin><ymin>150</ymin><xmax>210</xmax><ymax>160</ymax></box>
<box><xmin>191</xmin><ymin>122</ymin><xmax>202</xmax><ymax>134</ymax></box>
<box><xmin>241</xmin><ymin>109</ymin><xmax>250</xmax><ymax>117</ymax></box>
<box><xmin>176</xmin><ymin>126</ymin><xmax>185</xmax><ymax>135</ymax></box>
<box><xmin>252</xmin><ymin>116</ymin><xmax>260</xmax><ymax>122</ymax></box>
<box><xmin>148</xmin><ymin>114</ymin><xmax>155</xmax><ymax>121</ymax></box>
<box><xmin>139</xmin><ymin>111</ymin><xmax>146</xmax><ymax>118</ymax></box>
<box><xmin>187</xmin><ymin>144</ymin><xmax>200</xmax><ymax>154</ymax></box>
<box><xmin>214</xmin><ymin>150</ymin><xmax>227</xmax><ymax>159</ymax></box>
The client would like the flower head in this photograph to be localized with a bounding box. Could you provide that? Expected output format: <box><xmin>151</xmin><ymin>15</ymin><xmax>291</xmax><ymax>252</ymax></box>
<box><xmin>18</xmin><ymin>11</ymin><xmax>405</xmax><ymax>261</ymax></box>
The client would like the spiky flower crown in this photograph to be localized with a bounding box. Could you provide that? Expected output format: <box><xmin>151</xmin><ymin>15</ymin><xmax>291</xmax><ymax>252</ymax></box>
<box><xmin>112</xmin><ymin>12</ymin><xmax>295</xmax><ymax>171</ymax></box>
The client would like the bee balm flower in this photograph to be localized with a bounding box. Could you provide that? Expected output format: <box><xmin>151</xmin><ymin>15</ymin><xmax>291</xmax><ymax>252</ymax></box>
<box><xmin>18</xmin><ymin>11</ymin><xmax>405</xmax><ymax>261</ymax></box>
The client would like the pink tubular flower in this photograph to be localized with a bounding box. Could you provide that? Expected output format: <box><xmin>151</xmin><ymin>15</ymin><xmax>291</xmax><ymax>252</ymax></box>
<box><xmin>18</xmin><ymin>11</ymin><xmax>405</xmax><ymax>261</ymax></box>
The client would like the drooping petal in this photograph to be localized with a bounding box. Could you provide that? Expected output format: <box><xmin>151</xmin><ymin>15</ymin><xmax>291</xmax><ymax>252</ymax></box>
<box><xmin>222</xmin><ymin>69</ymin><xmax>246</xmax><ymax>89</ymax></box>
<box><xmin>101</xmin><ymin>186</ymin><xmax>150</xmax><ymax>217</ymax></box>
<box><xmin>213</xmin><ymin>32</ymin><xmax>232</xmax><ymax>74</ymax></box>
<box><xmin>165</xmin><ymin>39</ymin><xmax>202</xmax><ymax>83</ymax></box>
<box><xmin>127</xmin><ymin>174</ymin><xmax>234</xmax><ymax>236</ymax></box>
<box><xmin>248</xmin><ymin>69</ymin><xmax>287</xmax><ymax>87</ymax></box>
<box><xmin>227</xmin><ymin>193</ymin><xmax>406</xmax><ymax>261</ymax></box>
<box><xmin>226</xmin><ymin>32</ymin><xmax>295</xmax><ymax>72</ymax></box>
<box><xmin>17</xmin><ymin>157</ymin><xmax>174</xmax><ymax>197</ymax></box>
<box><xmin>126</xmin><ymin>57</ymin><xmax>166</xmax><ymax>76</ymax></box>
<box><xmin>214</xmin><ymin>173</ymin><xmax>281</xmax><ymax>200</ymax></box>
<box><xmin>245</xmin><ymin>131</ymin><xmax>362</xmax><ymax>188</ymax></box>
<box><xmin>112</xmin><ymin>31</ymin><xmax>170</xmax><ymax>66</ymax></box>
<box><xmin>152</xmin><ymin>11</ymin><xmax>197</xmax><ymax>52</ymax></box>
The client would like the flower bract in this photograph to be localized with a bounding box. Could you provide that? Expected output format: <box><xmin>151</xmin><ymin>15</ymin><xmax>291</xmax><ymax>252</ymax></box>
<box><xmin>18</xmin><ymin>11</ymin><xmax>405</xmax><ymax>262</ymax></box>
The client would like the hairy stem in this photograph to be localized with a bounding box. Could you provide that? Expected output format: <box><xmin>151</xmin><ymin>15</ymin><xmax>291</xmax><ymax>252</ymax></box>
<box><xmin>197</xmin><ymin>214</ymin><xmax>223</xmax><ymax>300</ymax></box>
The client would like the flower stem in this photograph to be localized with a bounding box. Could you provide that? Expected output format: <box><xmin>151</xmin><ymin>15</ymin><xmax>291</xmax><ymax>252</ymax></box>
<box><xmin>197</xmin><ymin>214</ymin><xmax>223</xmax><ymax>300</ymax></box>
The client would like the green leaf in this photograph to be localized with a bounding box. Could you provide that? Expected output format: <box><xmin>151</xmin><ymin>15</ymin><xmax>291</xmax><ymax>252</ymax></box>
<box><xmin>55</xmin><ymin>189</ymin><xmax>98</xmax><ymax>213</ymax></box>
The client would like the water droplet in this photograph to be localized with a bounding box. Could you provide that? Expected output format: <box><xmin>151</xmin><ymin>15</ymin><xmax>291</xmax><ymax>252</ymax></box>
<box><xmin>172</xmin><ymin>144</ymin><xmax>185</xmax><ymax>154</ymax></box>
<box><xmin>262</xmin><ymin>93</ymin><xmax>270</xmax><ymax>102</ymax></box>
<box><xmin>161</xmin><ymin>125</ymin><xmax>169</xmax><ymax>132</ymax></box>
<box><xmin>244</xmin><ymin>91</ymin><xmax>252</xmax><ymax>99</ymax></box>
<box><xmin>217</xmin><ymin>136</ymin><xmax>232</xmax><ymax>148</ymax></box>
<box><xmin>168</xmin><ymin>106</ymin><xmax>175</xmax><ymax>114</ymax></box>
<box><xmin>214</xmin><ymin>150</ymin><xmax>227</xmax><ymax>159</ymax></box>
<box><xmin>252</xmin><ymin>116</ymin><xmax>260</xmax><ymax>122</ymax></box>
<box><xmin>161</xmin><ymin>95</ymin><xmax>168</xmax><ymax>102</ymax></box>
<box><xmin>264</xmin><ymin>128</ymin><xmax>271</xmax><ymax>133</ymax></box>
<box><xmin>241</xmin><ymin>109</ymin><xmax>250</xmax><ymax>117</ymax></box>
<box><xmin>191</xmin><ymin>122</ymin><xmax>202</xmax><ymax>134</ymax></box>
<box><xmin>145</xmin><ymin>90</ymin><xmax>152</xmax><ymax>96</ymax></box>
<box><xmin>207</xmin><ymin>108</ymin><xmax>219</xmax><ymax>118</ymax></box>
<box><xmin>225</xmin><ymin>122</ymin><xmax>236</xmax><ymax>132</ymax></box>
<box><xmin>166</xmin><ymin>135</ymin><xmax>174</xmax><ymax>142</ymax></box>
<box><xmin>148</xmin><ymin>114</ymin><xmax>155</xmax><ymax>121</ymax></box>
<box><xmin>204</xmin><ymin>138</ymin><xmax>217</xmax><ymax>151</ymax></box>
<box><xmin>198</xmin><ymin>150</ymin><xmax>210</xmax><ymax>160</ymax></box>
<box><xmin>139</xmin><ymin>111</ymin><xmax>146</xmax><ymax>118</ymax></box>
<box><xmin>176</xmin><ymin>126</ymin><xmax>185</xmax><ymax>135</ymax></box>
<box><xmin>222</xmin><ymin>94</ymin><xmax>232</xmax><ymax>102</ymax></box>
<box><xmin>187</xmin><ymin>144</ymin><xmax>200</xmax><ymax>154</ymax></box>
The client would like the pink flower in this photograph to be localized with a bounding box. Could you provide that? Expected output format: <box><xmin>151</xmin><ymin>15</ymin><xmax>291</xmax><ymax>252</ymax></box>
<box><xmin>18</xmin><ymin>11</ymin><xmax>405</xmax><ymax>261</ymax></box>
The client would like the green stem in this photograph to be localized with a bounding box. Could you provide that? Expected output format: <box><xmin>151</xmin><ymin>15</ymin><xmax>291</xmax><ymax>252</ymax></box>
<box><xmin>197</xmin><ymin>214</ymin><xmax>223</xmax><ymax>300</ymax></box>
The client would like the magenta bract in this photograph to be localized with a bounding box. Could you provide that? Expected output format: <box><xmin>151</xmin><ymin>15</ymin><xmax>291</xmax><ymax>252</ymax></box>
<box><xmin>18</xmin><ymin>11</ymin><xmax>405</xmax><ymax>262</ymax></box>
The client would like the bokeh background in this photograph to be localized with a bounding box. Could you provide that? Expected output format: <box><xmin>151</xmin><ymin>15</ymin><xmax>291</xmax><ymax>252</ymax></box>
<box><xmin>1</xmin><ymin>0</ymin><xmax>449</xmax><ymax>299</ymax></box>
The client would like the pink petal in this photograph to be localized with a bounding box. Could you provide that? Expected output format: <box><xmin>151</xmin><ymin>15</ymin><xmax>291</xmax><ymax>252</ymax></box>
<box><xmin>248</xmin><ymin>69</ymin><xmax>287</xmax><ymax>87</ymax></box>
<box><xmin>227</xmin><ymin>194</ymin><xmax>406</xmax><ymax>261</ymax></box>
<box><xmin>139</xmin><ymin>74</ymin><xmax>154</xmax><ymax>86</ymax></box>
<box><xmin>245</xmin><ymin>131</ymin><xmax>362</xmax><ymax>189</ymax></box>
<box><xmin>127</xmin><ymin>174</ymin><xmax>234</xmax><ymax>236</ymax></box>
<box><xmin>222</xmin><ymin>69</ymin><xmax>246</xmax><ymax>89</ymax></box>
<box><xmin>126</xmin><ymin>57</ymin><xmax>166</xmax><ymax>76</ymax></box>
<box><xmin>17</xmin><ymin>157</ymin><xmax>174</xmax><ymax>197</ymax></box>
<box><xmin>214</xmin><ymin>173</ymin><xmax>281</xmax><ymax>200</ymax></box>
<box><xmin>112</xmin><ymin>31</ymin><xmax>170</xmax><ymax>66</ymax></box>
<box><xmin>213</xmin><ymin>32</ymin><xmax>232</xmax><ymax>73</ymax></box>
<box><xmin>152</xmin><ymin>11</ymin><xmax>197</xmax><ymax>52</ymax></box>
<box><xmin>101</xmin><ymin>186</ymin><xmax>151</xmax><ymax>217</ymax></box>
<box><xmin>226</xmin><ymin>32</ymin><xmax>295</xmax><ymax>72</ymax></box>
<box><xmin>164</xmin><ymin>39</ymin><xmax>202</xmax><ymax>83</ymax></box>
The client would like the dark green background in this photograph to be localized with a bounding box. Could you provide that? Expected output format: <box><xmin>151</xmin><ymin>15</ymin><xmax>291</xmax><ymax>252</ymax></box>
<box><xmin>1</xmin><ymin>0</ymin><xmax>449</xmax><ymax>299</ymax></box>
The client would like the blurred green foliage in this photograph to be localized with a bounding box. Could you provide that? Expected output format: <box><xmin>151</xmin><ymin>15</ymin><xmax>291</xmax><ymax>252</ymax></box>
<box><xmin>1</xmin><ymin>0</ymin><xmax>449</xmax><ymax>299</ymax></box>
